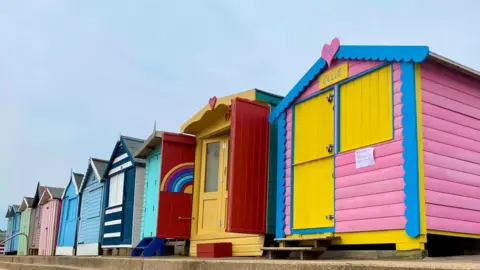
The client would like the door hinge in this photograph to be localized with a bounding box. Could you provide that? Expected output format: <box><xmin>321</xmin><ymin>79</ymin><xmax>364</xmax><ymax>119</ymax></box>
<box><xmin>219</xmin><ymin>220</ymin><xmax>222</xmax><ymax>227</ymax></box>
<box><xmin>326</xmin><ymin>93</ymin><xmax>334</xmax><ymax>103</ymax></box>
<box><xmin>325</xmin><ymin>215</ymin><xmax>335</xmax><ymax>220</ymax></box>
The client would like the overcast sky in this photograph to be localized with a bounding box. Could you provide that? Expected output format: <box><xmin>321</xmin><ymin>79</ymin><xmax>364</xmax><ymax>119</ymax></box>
<box><xmin>0</xmin><ymin>1</ymin><xmax>479</xmax><ymax>229</ymax></box>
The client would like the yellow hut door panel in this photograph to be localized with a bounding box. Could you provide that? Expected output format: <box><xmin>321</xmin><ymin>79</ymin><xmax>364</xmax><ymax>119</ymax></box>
<box><xmin>293</xmin><ymin>90</ymin><xmax>335</xmax><ymax>230</ymax></box>
<box><xmin>197</xmin><ymin>137</ymin><xmax>230</xmax><ymax>235</ymax></box>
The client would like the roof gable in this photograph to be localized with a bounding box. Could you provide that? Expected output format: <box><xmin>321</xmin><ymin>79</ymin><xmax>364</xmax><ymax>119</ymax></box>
<box><xmin>79</xmin><ymin>157</ymin><xmax>108</xmax><ymax>192</ymax></box>
<box><xmin>39</xmin><ymin>186</ymin><xmax>65</xmax><ymax>205</ymax></box>
<box><xmin>268</xmin><ymin>41</ymin><xmax>430</xmax><ymax>123</ymax></box>
<box><xmin>61</xmin><ymin>171</ymin><xmax>84</xmax><ymax>199</ymax></box>
<box><xmin>32</xmin><ymin>182</ymin><xmax>42</xmax><ymax>207</ymax></box>
<box><xmin>102</xmin><ymin>135</ymin><xmax>146</xmax><ymax>179</ymax></box>
<box><xmin>19</xmin><ymin>197</ymin><xmax>34</xmax><ymax>212</ymax></box>
<box><xmin>5</xmin><ymin>205</ymin><xmax>20</xmax><ymax>218</ymax></box>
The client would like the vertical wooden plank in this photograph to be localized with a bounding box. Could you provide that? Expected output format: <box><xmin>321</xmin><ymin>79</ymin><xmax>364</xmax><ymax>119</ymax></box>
<box><xmin>226</xmin><ymin>98</ymin><xmax>270</xmax><ymax>234</ymax></box>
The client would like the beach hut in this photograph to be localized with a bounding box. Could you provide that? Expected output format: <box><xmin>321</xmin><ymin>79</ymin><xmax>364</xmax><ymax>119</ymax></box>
<box><xmin>101</xmin><ymin>135</ymin><xmax>145</xmax><ymax>253</ymax></box>
<box><xmin>267</xmin><ymin>38</ymin><xmax>480</xmax><ymax>257</ymax></box>
<box><xmin>4</xmin><ymin>205</ymin><xmax>21</xmax><ymax>255</ymax></box>
<box><xmin>30</xmin><ymin>183</ymin><xmax>45</xmax><ymax>255</ymax></box>
<box><xmin>76</xmin><ymin>157</ymin><xmax>108</xmax><ymax>256</ymax></box>
<box><xmin>132</xmin><ymin>130</ymin><xmax>196</xmax><ymax>256</ymax></box>
<box><xmin>0</xmin><ymin>230</ymin><xmax>5</xmax><ymax>255</ymax></box>
<box><xmin>56</xmin><ymin>172</ymin><xmax>84</xmax><ymax>255</ymax></box>
<box><xmin>181</xmin><ymin>89</ymin><xmax>283</xmax><ymax>257</ymax></box>
<box><xmin>38</xmin><ymin>187</ymin><xmax>64</xmax><ymax>256</ymax></box>
<box><xmin>18</xmin><ymin>197</ymin><xmax>35</xmax><ymax>255</ymax></box>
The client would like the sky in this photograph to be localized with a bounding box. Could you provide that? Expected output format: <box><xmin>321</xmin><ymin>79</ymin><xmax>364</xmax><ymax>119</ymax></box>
<box><xmin>0</xmin><ymin>0</ymin><xmax>479</xmax><ymax>229</ymax></box>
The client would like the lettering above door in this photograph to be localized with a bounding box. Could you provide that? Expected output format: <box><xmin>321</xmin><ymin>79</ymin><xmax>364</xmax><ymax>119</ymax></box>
<box><xmin>319</xmin><ymin>62</ymin><xmax>348</xmax><ymax>90</ymax></box>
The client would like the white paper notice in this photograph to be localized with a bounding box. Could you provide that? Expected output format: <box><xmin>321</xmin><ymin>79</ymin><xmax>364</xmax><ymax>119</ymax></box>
<box><xmin>355</xmin><ymin>147</ymin><xmax>375</xmax><ymax>169</ymax></box>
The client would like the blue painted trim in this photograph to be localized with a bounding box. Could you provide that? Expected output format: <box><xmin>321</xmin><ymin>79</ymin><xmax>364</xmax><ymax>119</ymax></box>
<box><xmin>291</xmin><ymin>226</ymin><xmax>335</xmax><ymax>235</ymax></box>
<box><xmin>334</xmin><ymin>85</ymin><xmax>339</xmax><ymax>154</ymax></box>
<box><xmin>268</xmin><ymin>45</ymin><xmax>430</xmax><ymax>123</ymax></box>
<box><xmin>290</xmin><ymin>106</ymin><xmax>295</xmax><ymax>232</ymax></box>
<box><xmin>275</xmin><ymin>113</ymin><xmax>287</xmax><ymax>239</ymax></box>
<box><xmin>391</xmin><ymin>65</ymin><xmax>396</xmax><ymax>139</ymax></box>
<box><xmin>400</xmin><ymin>62</ymin><xmax>421</xmax><ymax>238</ymax></box>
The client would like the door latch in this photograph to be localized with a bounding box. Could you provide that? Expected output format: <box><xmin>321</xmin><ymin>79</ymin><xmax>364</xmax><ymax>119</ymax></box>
<box><xmin>326</xmin><ymin>144</ymin><xmax>334</xmax><ymax>153</ymax></box>
<box><xmin>325</xmin><ymin>215</ymin><xmax>335</xmax><ymax>220</ymax></box>
<box><xmin>326</xmin><ymin>93</ymin><xmax>334</xmax><ymax>103</ymax></box>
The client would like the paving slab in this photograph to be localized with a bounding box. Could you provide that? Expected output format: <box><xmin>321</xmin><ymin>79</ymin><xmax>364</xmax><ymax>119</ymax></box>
<box><xmin>1</xmin><ymin>255</ymin><xmax>480</xmax><ymax>270</ymax></box>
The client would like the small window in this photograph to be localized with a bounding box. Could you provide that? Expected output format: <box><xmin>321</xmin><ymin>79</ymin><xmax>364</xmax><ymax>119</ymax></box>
<box><xmin>339</xmin><ymin>65</ymin><xmax>393</xmax><ymax>152</ymax></box>
<box><xmin>108</xmin><ymin>173</ymin><xmax>124</xmax><ymax>207</ymax></box>
<box><xmin>204</xmin><ymin>142</ymin><xmax>220</xmax><ymax>192</ymax></box>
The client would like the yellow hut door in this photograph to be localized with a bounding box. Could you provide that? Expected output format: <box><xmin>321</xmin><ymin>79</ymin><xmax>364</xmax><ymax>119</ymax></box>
<box><xmin>197</xmin><ymin>137</ymin><xmax>229</xmax><ymax>235</ymax></box>
<box><xmin>293</xmin><ymin>90</ymin><xmax>335</xmax><ymax>230</ymax></box>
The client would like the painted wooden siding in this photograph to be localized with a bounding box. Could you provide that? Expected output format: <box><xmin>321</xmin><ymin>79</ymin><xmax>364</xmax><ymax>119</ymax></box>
<box><xmin>421</xmin><ymin>61</ymin><xmax>480</xmax><ymax>235</ymax></box>
<box><xmin>335</xmin><ymin>63</ymin><xmax>403</xmax><ymax>233</ymax></box>
<box><xmin>31</xmin><ymin>206</ymin><xmax>43</xmax><ymax>250</ymax></box>
<box><xmin>8</xmin><ymin>214</ymin><xmax>21</xmax><ymax>252</ymax></box>
<box><xmin>4</xmin><ymin>217</ymin><xmax>13</xmax><ymax>253</ymax></box>
<box><xmin>140</xmin><ymin>146</ymin><xmax>161</xmax><ymax>239</ymax></box>
<box><xmin>283</xmin><ymin>60</ymin><xmax>403</xmax><ymax>235</ymax></box>
<box><xmin>132</xmin><ymin>166</ymin><xmax>145</xmax><ymax>247</ymax></box>
<box><xmin>39</xmin><ymin>200</ymin><xmax>61</xmax><ymax>256</ymax></box>
<box><xmin>57</xmin><ymin>182</ymin><xmax>80</xmax><ymax>249</ymax></box>
<box><xmin>77</xmin><ymin>172</ymin><xmax>104</xmax><ymax>246</ymax></box>
<box><xmin>18</xmin><ymin>208</ymin><xmax>34</xmax><ymax>255</ymax></box>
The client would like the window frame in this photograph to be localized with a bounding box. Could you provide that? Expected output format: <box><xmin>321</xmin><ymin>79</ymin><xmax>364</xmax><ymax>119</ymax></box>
<box><xmin>337</xmin><ymin>63</ymin><xmax>394</xmax><ymax>152</ymax></box>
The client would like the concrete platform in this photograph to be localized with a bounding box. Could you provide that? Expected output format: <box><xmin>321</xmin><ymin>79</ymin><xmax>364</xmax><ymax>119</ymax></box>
<box><xmin>1</xmin><ymin>255</ymin><xmax>480</xmax><ymax>270</ymax></box>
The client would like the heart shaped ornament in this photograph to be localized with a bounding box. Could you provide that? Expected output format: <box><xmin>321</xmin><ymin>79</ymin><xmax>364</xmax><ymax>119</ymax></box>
<box><xmin>321</xmin><ymin>37</ymin><xmax>341</xmax><ymax>67</ymax></box>
<box><xmin>209</xmin><ymin>96</ymin><xmax>217</xmax><ymax>109</ymax></box>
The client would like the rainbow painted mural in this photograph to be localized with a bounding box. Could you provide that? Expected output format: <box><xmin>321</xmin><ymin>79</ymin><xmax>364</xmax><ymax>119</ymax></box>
<box><xmin>160</xmin><ymin>162</ymin><xmax>194</xmax><ymax>194</ymax></box>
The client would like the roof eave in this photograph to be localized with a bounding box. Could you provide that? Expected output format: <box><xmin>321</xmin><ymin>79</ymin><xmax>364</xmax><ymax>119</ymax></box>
<box><xmin>134</xmin><ymin>131</ymin><xmax>164</xmax><ymax>159</ymax></box>
<box><xmin>428</xmin><ymin>52</ymin><xmax>480</xmax><ymax>81</ymax></box>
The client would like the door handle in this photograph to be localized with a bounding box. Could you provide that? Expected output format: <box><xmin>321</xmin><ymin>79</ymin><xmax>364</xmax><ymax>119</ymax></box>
<box><xmin>326</xmin><ymin>144</ymin><xmax>334</xmax><ymax>153</ymax></box>
<box><xmin>178</xmin><ymin>216</ymin><xmax>193</xmax><ymax>220</ymax></box>
<box><xmin>325</xmin><ymin>215</ymin><xmax>335</xmax><ymax>220</ymax></box>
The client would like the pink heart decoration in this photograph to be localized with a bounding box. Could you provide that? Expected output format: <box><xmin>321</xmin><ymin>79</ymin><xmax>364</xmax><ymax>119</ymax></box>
<box><xmin>321</xmin><ymin>37</ymin><xmax>340</xmax><ymax>67</ymax></box>
<box><xmin>209</xmin><ymin>96</ymin><xmax>217</xmax><ymax>109</ymax></box>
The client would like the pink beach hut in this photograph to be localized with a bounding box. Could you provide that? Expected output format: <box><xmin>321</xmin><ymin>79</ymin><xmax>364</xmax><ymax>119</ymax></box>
<box><xmin>38</xmin><ymin>187</ymin><xmax>64</xmax><ymax>256</ymax></box>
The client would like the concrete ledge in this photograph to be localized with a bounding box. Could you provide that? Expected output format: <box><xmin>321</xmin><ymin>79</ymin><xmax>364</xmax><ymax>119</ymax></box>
<box><xmin>321</xmin><ymin>250</ymin><xmax>428</xmax><ymax>260</ymax></box>
<box><xmin>1</xmin><ymin>256</ymin><xmax>480</xmax><ymax>270</ymax></box>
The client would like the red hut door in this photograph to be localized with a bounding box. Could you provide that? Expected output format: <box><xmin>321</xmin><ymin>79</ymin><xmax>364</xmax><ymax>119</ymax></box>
<box><xmin>226</xmin><ymin>98</ymin><xmax>270</xmax><ymax>234</ymax></box>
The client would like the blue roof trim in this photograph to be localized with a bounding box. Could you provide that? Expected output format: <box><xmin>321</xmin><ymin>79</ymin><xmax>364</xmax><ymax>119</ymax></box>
<box><xmin>334</xmin><ymin>45</ymin><xmax>429</xmax><ymax>62</ymax></box>
<box><xmin>268</xmin><ymin>45</ymin><xmax>430</xmax><ymax>123</ymax></box>
<box><xmin>401</xmin><ymin>62</ymin><xmax>421</xmax><ymax>238</ymax></box>
<box><xmin>275</xmin><ymin>112</ymin><xmax>286</xmax><ymax>239</ymax></box>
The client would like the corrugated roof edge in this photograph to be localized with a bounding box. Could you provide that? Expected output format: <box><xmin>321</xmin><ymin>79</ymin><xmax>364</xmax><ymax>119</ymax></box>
<box><xmin>268</xmin><ymin>45</ymin><xmax>430</xmax><ymax>123</ymax></box>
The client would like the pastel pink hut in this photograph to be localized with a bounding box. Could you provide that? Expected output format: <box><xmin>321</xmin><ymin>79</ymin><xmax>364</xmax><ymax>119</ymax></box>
<box><xmin>268</xmin><ymin>38</ymin><xmax>480</xmax><ymax>257</ymax></box>
<box><xmin>38</xmin><ymin>187</ymin><xmax>64</xmax><ymax>256</ymax></box>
